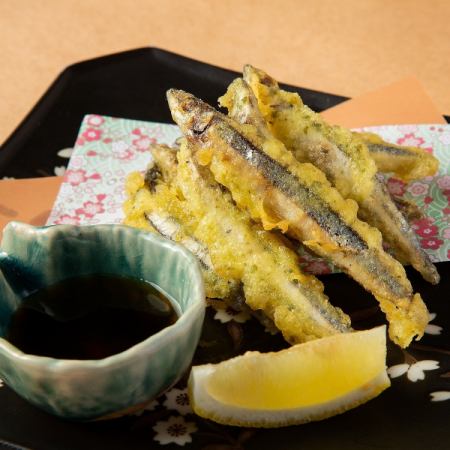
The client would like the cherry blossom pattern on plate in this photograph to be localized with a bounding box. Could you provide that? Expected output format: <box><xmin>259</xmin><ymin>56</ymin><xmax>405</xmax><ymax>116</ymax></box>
<box><xmin>387</xmin><ymin>359</ymin><xmax>439</xmax><ymax>382</ymax></box>
<box><xmin>213</xmin><ymin>307</ymin><xmax>251</xmax><ymax>324</ymax></box>
<box><xmin>54</xmin><ymin>166</ymin><xmax>66</xmax><ymax>176</ymax></box>
<box><xmin>430</xmin><ymin>391</ymin><xmax>450</xmax><ymax>402</ymax></box>
<box><xmin>163</xmin><ymin>387</ymin><xmax>192</xmax><ymax>415</ymax></box>
<box><xmin>425</xmin><ymin>313</ymin><xmax>443</xmax><ymax>336</ymax></box>
<box><xmin>153</xmin><ymin>415</ymin><xmax>197</xmax><ymax>446</ymax></box>
<box><xmin>57</xmin><ymin>148</ymin><xmax>74</xmax><ymax>159</ymax></box>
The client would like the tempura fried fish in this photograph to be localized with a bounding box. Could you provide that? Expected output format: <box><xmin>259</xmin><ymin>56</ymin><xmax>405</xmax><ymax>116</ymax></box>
<box><xmin>123</xmin><ymin>146</ymin><xmax>240</xmax><ymax>301</ymax></box>
<box><xmin>124</xmin><ymin>142</ymin><xmax>351</xmax><ymax>343</ymax></box>
<box><xmin>167</xmin><ymin>87</ymin><xmax>429</xmax><ymax>348</ymax></box>
<box><xmin>243</xmin><ymin>65</ymin><xmax>439</xmax><ymax>285</ymax></box>
<box><xmin>359</xmin><ymin>131</ymin><xmax>439</xmax><ymax>182</ymax></box>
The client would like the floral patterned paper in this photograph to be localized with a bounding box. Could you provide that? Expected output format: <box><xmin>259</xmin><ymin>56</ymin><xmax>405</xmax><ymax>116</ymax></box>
<box><xmin>47</xmin><ymin>116</ymin><xmax>450</xmax><ymax>271</ymax></box>
<box><xmin>359</xmin><ymin>124</ymin><xmax>450</xmax><ymax>263</ymax></box>
<box><xmin>47</xmin><ymin>115</ymin><xmax>181</xmax><ymax>227</ymax></box>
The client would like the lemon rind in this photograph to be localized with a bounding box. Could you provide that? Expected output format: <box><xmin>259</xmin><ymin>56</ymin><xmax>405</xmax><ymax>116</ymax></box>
<box><xmin>189</xmin><ymin>368</ymin><xmax>390</xmax><ymax>428</ymax></box>
<box><xmin>188</xmin><ymin>326</ymin><xmax>390</xmax><ymax>428</ymax></box>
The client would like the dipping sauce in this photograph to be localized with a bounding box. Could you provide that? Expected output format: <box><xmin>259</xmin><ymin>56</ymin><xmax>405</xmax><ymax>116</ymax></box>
<box><xmin>5</xmin><ymin>274</ymin><xmax>178</xmax><ymax>360</ymax></box>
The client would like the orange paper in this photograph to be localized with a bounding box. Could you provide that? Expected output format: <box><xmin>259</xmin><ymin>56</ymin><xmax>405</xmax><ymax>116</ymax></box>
<box><xmin>321</xmin><ymin>76</ymin><xmax>446</xmax><ymax>128</ymax></box>
<box><xmin>0</xmin><ymin>76</ymin><xmax>446</xmax><ymax>239</ymax></box>
<box><xmin>0</xmin><ymin>177</ymin><xmax>62</xmax><ymax>237</ymax></box>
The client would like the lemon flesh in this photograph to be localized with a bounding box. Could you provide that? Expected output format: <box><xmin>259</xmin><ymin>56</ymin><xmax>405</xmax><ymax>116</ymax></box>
<box><xmin>189</xmin><ymin>326</ymin><xmax>390</xmax><ymax>427</ymax></box>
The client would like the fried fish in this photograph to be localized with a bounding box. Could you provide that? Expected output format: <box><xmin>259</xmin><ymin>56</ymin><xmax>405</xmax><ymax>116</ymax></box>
<box><xmin>123</xmin><ymin>147</ymin><xmax>240</xmax><ymax>301</ymax></box>
<box><xmin>359</xmin><ymin>131</ymin><xmax>439</xmax><ymax>182</ymax></box>
<box><xmin>124</xmin><ymin>142</ymin><xmax>351</xmax><ymax>343</ymax></box>
<box><xmin>167</xmin><ymin>87</ymin><xmax>429</xmax><ymax>348</ymax></box>
<box><xmin>243</xmin><ymin>65</ymin><xmax>439</xmax><ymax>285</ymax></box>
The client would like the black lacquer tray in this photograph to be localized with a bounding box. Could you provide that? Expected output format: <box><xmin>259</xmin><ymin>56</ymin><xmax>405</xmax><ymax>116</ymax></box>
<box><xmin>0</xmin><ymin>48</ymin><xmax>448</xmax><ymax>450</ymax></box>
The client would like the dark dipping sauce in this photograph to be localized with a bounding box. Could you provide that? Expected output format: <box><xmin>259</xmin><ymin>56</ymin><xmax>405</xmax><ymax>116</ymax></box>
<box><xmin>5</xmin><ymin>274</ymin><xmax>178</xmax><ymax>360</ymax></box>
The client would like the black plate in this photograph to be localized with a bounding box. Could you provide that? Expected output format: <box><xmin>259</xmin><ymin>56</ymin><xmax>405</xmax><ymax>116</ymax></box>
<box><xmin>0</xmin><ymin>48</ymin><xmax>448</xmax><ymax>450</ymax></box>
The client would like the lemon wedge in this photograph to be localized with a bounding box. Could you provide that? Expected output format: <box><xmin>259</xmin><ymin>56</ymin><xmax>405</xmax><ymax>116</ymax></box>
<box><xmin>188</xmin><ymin>326</ymin><xmax>390</xmax><ymax>427</ymax></box>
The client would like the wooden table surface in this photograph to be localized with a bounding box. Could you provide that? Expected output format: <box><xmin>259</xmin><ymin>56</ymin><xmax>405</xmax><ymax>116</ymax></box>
<box><xmin>1</xmin><ymin>0</ymin><xmax>449</xmax><ymax>145</ymax></box>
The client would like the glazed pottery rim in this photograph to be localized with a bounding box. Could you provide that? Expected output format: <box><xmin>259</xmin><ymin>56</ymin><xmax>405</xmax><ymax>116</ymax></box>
<box><xmin>0</xmin><ymin>222</ymin><xmax>205</xmax><ymax>372</ymax></box>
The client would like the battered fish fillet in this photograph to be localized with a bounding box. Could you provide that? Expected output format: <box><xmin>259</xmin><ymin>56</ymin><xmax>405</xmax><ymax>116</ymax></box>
<box><xmin>123</xmin><ymin>146</ymin><xmax>239</xmax><ymax>301</ymax></box>
<box><xmin>124</xmin><ymin>142</ymin><xmax>351</xmax><ymax>343</ymax></box>
<box><xmin>125</xmin><ymin>147</ymin><xmax>280</xmax><ymax>331</ymax></box>
<box><xmin>167</xmin><ymin>88</ymin><xmax>429</xmax><ymax>348</ymax></box>
<box><xmin>243</xmin><ymin>65</ymin><xmax>439</xmax><ymax>285</ymax></box>
<box><xmin>359</xmin><ymin>131</ymin><xmax>439</xmax><ymax>182</ymax></box>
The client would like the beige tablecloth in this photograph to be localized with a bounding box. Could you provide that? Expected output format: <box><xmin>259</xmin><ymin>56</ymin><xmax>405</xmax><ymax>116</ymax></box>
<box><xmin>1</xmin><ymin>0</ymin><xmax>449</xmax><ymax>144</ymax></box>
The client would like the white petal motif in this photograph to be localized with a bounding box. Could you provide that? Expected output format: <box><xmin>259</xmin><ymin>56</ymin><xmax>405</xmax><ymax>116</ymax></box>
<box><xmin>54</xmin><ymin>166</ymin><xmax>66</xmax><ymax>176</ymax></box>
<box><xmin>413</xmin><ymin>360</ymin><xmax>440</xmax><ymax>371</ymax></box>
<box><xmin>425</xmin><ymin>323</ymin><xmax>443</xmax><ymax>335</ymax></box>
<box><xmin>57</xmin><ymin>148</ymin><xmax>74</xmax><ymax>158</ymax></box>
<box><xmin>407</xmin><ymin>365</ymin><xmax>425</xmax><ymax>382</ymax></box>
<box><xmin>407</xmin><ymin>360</ymin><xmax>439</xmax><ymax>382</ymax></box>
<box><xmin>430</xmin><ymin>391</ymin><xmax>450</xmax><ymax>402</ymax></box>
<box><xmin>387</xmin><ymin>364</ymin><xmax>409</xmax><ymax>378</ymax></box>
<box><xmin>163</xmin><ymin>388</ymin><xmax>193</xmax><ymax>415</ymax></box>
<box><xmin>153</xmin><ymin>415</ymin><xmax>197</xmax><ymax>446</ymax></box>
<box><xmin>1</xmin><ymin>176</ymin><xmax>15</xmax><ymax>180</ymax></box>
<box><xmin>213</xmin><ymin>308</ymin><xmax>251</xmax><ymax>324</ymax></box>
<box><xmin>0</xmin><ymin>378</ymin><xmax>3</xmax><ymax>387</ymax></box>
<box><xmin>425</xmin><ymin>312</ymin><xmax>442</xmax><ymax>335</ymax></box>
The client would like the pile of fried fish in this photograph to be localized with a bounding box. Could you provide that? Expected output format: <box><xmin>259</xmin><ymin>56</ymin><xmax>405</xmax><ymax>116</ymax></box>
<box><xmin>123</xmin><ymin>66</ymin><xmax>440</xmax><ymax>348</ymax></box>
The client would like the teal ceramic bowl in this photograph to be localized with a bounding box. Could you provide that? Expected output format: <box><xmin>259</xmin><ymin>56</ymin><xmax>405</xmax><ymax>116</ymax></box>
<box><xmin>0</xmin><ymin>222</ymin><xmax>205</xmax><ymax>420</ymax></box>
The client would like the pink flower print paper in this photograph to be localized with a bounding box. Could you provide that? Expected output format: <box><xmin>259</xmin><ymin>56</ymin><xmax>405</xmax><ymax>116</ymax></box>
<box><xmin>357</xmin><ymin>124</ymin><xmax>450</xmax><ymax>264</ymax></box>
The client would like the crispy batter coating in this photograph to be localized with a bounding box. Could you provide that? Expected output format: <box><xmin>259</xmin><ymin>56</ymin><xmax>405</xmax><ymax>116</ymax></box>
<box><xmin>243</xmin><ymin>65</ymin><xmax>439</xmax><ymax>285</ymax></box>
<box><xmin>124</xmin><ymin>142</ymin><xmax>351</xmax><ymax>344</ymax></box>
<box><xmin>167</xmin><ymin>87</ymin><xmax>429</xmax><ymax>348</ymax></box>
<box><xmin>124</xmin><ymin>147</ymin><xmax>239</xmax><ymax>301</ymax></box>
<box><xmin>359</xmin><ymin>131</ymin><xmax>439</xmax><ymax>182</ymax></box>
